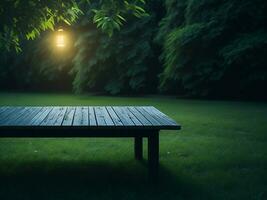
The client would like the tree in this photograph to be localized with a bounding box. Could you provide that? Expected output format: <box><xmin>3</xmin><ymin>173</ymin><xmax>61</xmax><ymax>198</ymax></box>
<box><xmin>0</xmin><ymin>0</ymin><xmax>147</xmax><ymax>52</ymax></box>
<box><xmin>157</xmin><ymin>0</ymin><xmax>267</xmax><ymax>98</ymax></box>
<box><xmin>71</xmin><ymin>0</ymin><xmax>161</xmax><ymax>94</ymax></box>
<box><xmin>0</xmin><ymin>0</ymin><xmax>157</xmax><ymax>94</ymax></box>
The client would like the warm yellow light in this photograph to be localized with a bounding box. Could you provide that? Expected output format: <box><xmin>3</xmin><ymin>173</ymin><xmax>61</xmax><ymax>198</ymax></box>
<box><xmin>56</xmin><ymin>28</ymin><xmax>65</xmax><ymax>48</ymax></box>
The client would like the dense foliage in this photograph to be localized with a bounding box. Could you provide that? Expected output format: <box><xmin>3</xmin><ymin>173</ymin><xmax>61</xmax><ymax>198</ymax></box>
<box><xmin>0</xmin><ymin>0</ymin><xmax>266</xmax><ymax>99</ymax></box>
<box><xmin>0</xmin><ymin>0</ymin><xmax>147</xmax><ymax>51</ymax></box>
<box><xmin>157</xmin><ymin>0</ymin><xmax>267</xmax><ymax>98</ymax></box>
<box><xmin>71</xmin><ymin>1</ymin><xmax>161</xmax><ymax>94</ymax></box>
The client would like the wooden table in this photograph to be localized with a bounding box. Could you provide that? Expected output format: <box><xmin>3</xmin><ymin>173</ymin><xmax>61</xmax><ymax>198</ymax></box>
<box><xmin>0</xmin><ymin>106</ymin><xmax>181</xmax><ymax>176</ymax></box>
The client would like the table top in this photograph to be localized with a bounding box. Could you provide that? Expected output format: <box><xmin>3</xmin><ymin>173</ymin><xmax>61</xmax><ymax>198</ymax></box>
<box><xmin>0</xmin><ymin>106</ymin><xmax>180</xmax><ymax>130</ymax></box>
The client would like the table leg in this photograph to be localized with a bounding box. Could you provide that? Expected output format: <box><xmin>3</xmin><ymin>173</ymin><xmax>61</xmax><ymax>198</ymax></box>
<box><xmin>134</xmin><ymin>136</ymin><xmax>143</xmax><ymax>160</ymax></box>
<box><xmin>148</xmin><ymin>131</ymin><xmax>159</xmax><ymax>178</ymax></box>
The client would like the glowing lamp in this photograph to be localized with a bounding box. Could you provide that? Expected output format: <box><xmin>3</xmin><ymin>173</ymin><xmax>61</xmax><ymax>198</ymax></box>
<box><xmin>56</xmin><ymin>28</ymin><xmax>65</xmax><ymax>48</ymax></box>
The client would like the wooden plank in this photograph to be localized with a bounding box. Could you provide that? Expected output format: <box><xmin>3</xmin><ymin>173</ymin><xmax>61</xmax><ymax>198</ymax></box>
<box><xmin>0</xmin><ymin>107</ymin><xmax>14</xmax><ymax>122</ymax></box>
<box><xmin>112</xmin><ymin>107</ymin><xmax>135</xmax><ymax>126</ymax></box>
<box><xmin>0</xmin><ymin>107</ymin><xmax>26</xmax><ymax>125</ymax></box>
<box><xmin>16</xmin><ymin>107</ymin><xmax>42</xmax><ymax>125</ymax></box>
<box><xmin>101</xmin><ymin>107</ymin><xmax>114</xmax><ymax>126</ymax></box>
<box><xmin>94</xmin><ymin>106</ymin><xmax>114</xmax><ymax>126</ymax></box>
<box><xmin>4</xmin><ymin>107</ymin><xmax>32</xmax><ymax>125</ymax></box>
<box><xmin>62</xmin><ymin>107</ymin><xmax>76</xmax><ymax>126</ymax></box>
<box><xmin>54</xmin><ymin>107</ymin><xmax>67</xmax><ymax>125</ymax></box>
<box><xmin>94</xmin><ymin>107</ymin><xmax>105</xmax><ymax>125</ymax></box>
<box><xmin>0</xmin><ymin>106</ymin><xmax>179</xmax><ymax>130</ymax></box>
<box><xmin>0</xmin><ymin>107</ymin><xmax>9</xmax><ymax>115</ymax></box>
<box><xmin>40</xmin><ymin>107</ymin><xmax>64</xmax><ymax>126</ymax></box>
<box><xmin>89</xmin><ymin>107</ymin><xmax>97</xmax><ymax>126</ymax></box>
<box><xmin>122</xmin><ymin>107</ymin><xmax>142</xmax><ymax>125</ymax></box>
<box><xmin>144</xmin><ymin>106</ymin><xmax>178</xmax><ymax>125</ymax></box>
<box><xmin>106</xmin><ymin>106</ymin><xmax>123</xmax><ymax>126</ymax></box>
<box><xmin>135</xmin><ymin>107</ymin><xmax>161</xmax><ymax>126</ymax></box>
<box><xmin>141</xmin><ymin>106</ymin><xmax>175</xmax><ymax>126</ymax></box>
<box><xmin>128</xmin><ymin>107</ymin><xmax>152</xmax><ymax>126</ymax></box>
<box><xmin>30</xmin><ymin>107</ymin><xmax>51</xmax><ymax>125</ymax></box>
<box><xmin>73</xmin><ymin>107</ymin><xmax>89</xmax><ymax>126</ymax></box>
<box><xmin>0</xmin><ymin>107</ymin><xmax>22</xmax><ymax>123</ymax></box>
<box><xmin>139</xmin><ymin>107</ymin><xmax>167</xmax><ymax>125</ymax></box>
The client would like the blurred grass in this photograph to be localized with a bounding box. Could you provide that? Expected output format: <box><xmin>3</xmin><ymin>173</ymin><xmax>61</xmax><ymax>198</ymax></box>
<box><xmin>0</xmin><ymin>92</ymin><xmax>266</xmax><ymax>200</ymax></box>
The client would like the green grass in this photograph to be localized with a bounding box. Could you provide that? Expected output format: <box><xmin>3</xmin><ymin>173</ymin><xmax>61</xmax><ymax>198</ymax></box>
<box><xmin>0</xmin><ymin>92</ymin><xmax>267</xmax><ymax>200</ymax></box>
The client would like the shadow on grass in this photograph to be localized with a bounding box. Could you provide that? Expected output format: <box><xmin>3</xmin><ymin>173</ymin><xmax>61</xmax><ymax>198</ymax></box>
<box><xmin>0</xmin><ymin>160</ymin><xmax>206</xmax><ymax>200</ymax></box>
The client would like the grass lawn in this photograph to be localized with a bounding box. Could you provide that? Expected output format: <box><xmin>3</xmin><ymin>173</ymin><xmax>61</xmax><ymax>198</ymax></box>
<box><xmin>0</xmin><ymin>92</ymin><xmax>266</xmax><ymax>200</ymax></box>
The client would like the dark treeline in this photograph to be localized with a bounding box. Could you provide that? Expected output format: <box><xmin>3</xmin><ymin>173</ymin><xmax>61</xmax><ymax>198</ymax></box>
<box><xmin>0</xmin><ymin>0</ymin><xmax>266</xmax><ymax>99</ymax></box>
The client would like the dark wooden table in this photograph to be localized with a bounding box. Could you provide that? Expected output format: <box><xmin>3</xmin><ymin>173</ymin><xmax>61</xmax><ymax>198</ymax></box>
<box><xmin>0</xmin><ymin>106</ymin><xmax>181</xmax><ymax>176</ymax></box>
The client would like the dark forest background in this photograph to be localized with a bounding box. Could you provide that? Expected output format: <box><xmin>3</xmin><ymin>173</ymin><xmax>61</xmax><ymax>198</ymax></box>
<box><xmin>0</xmin><ymin>0</ymin><xmax>266</xmax><ymax>99</ymax></box>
